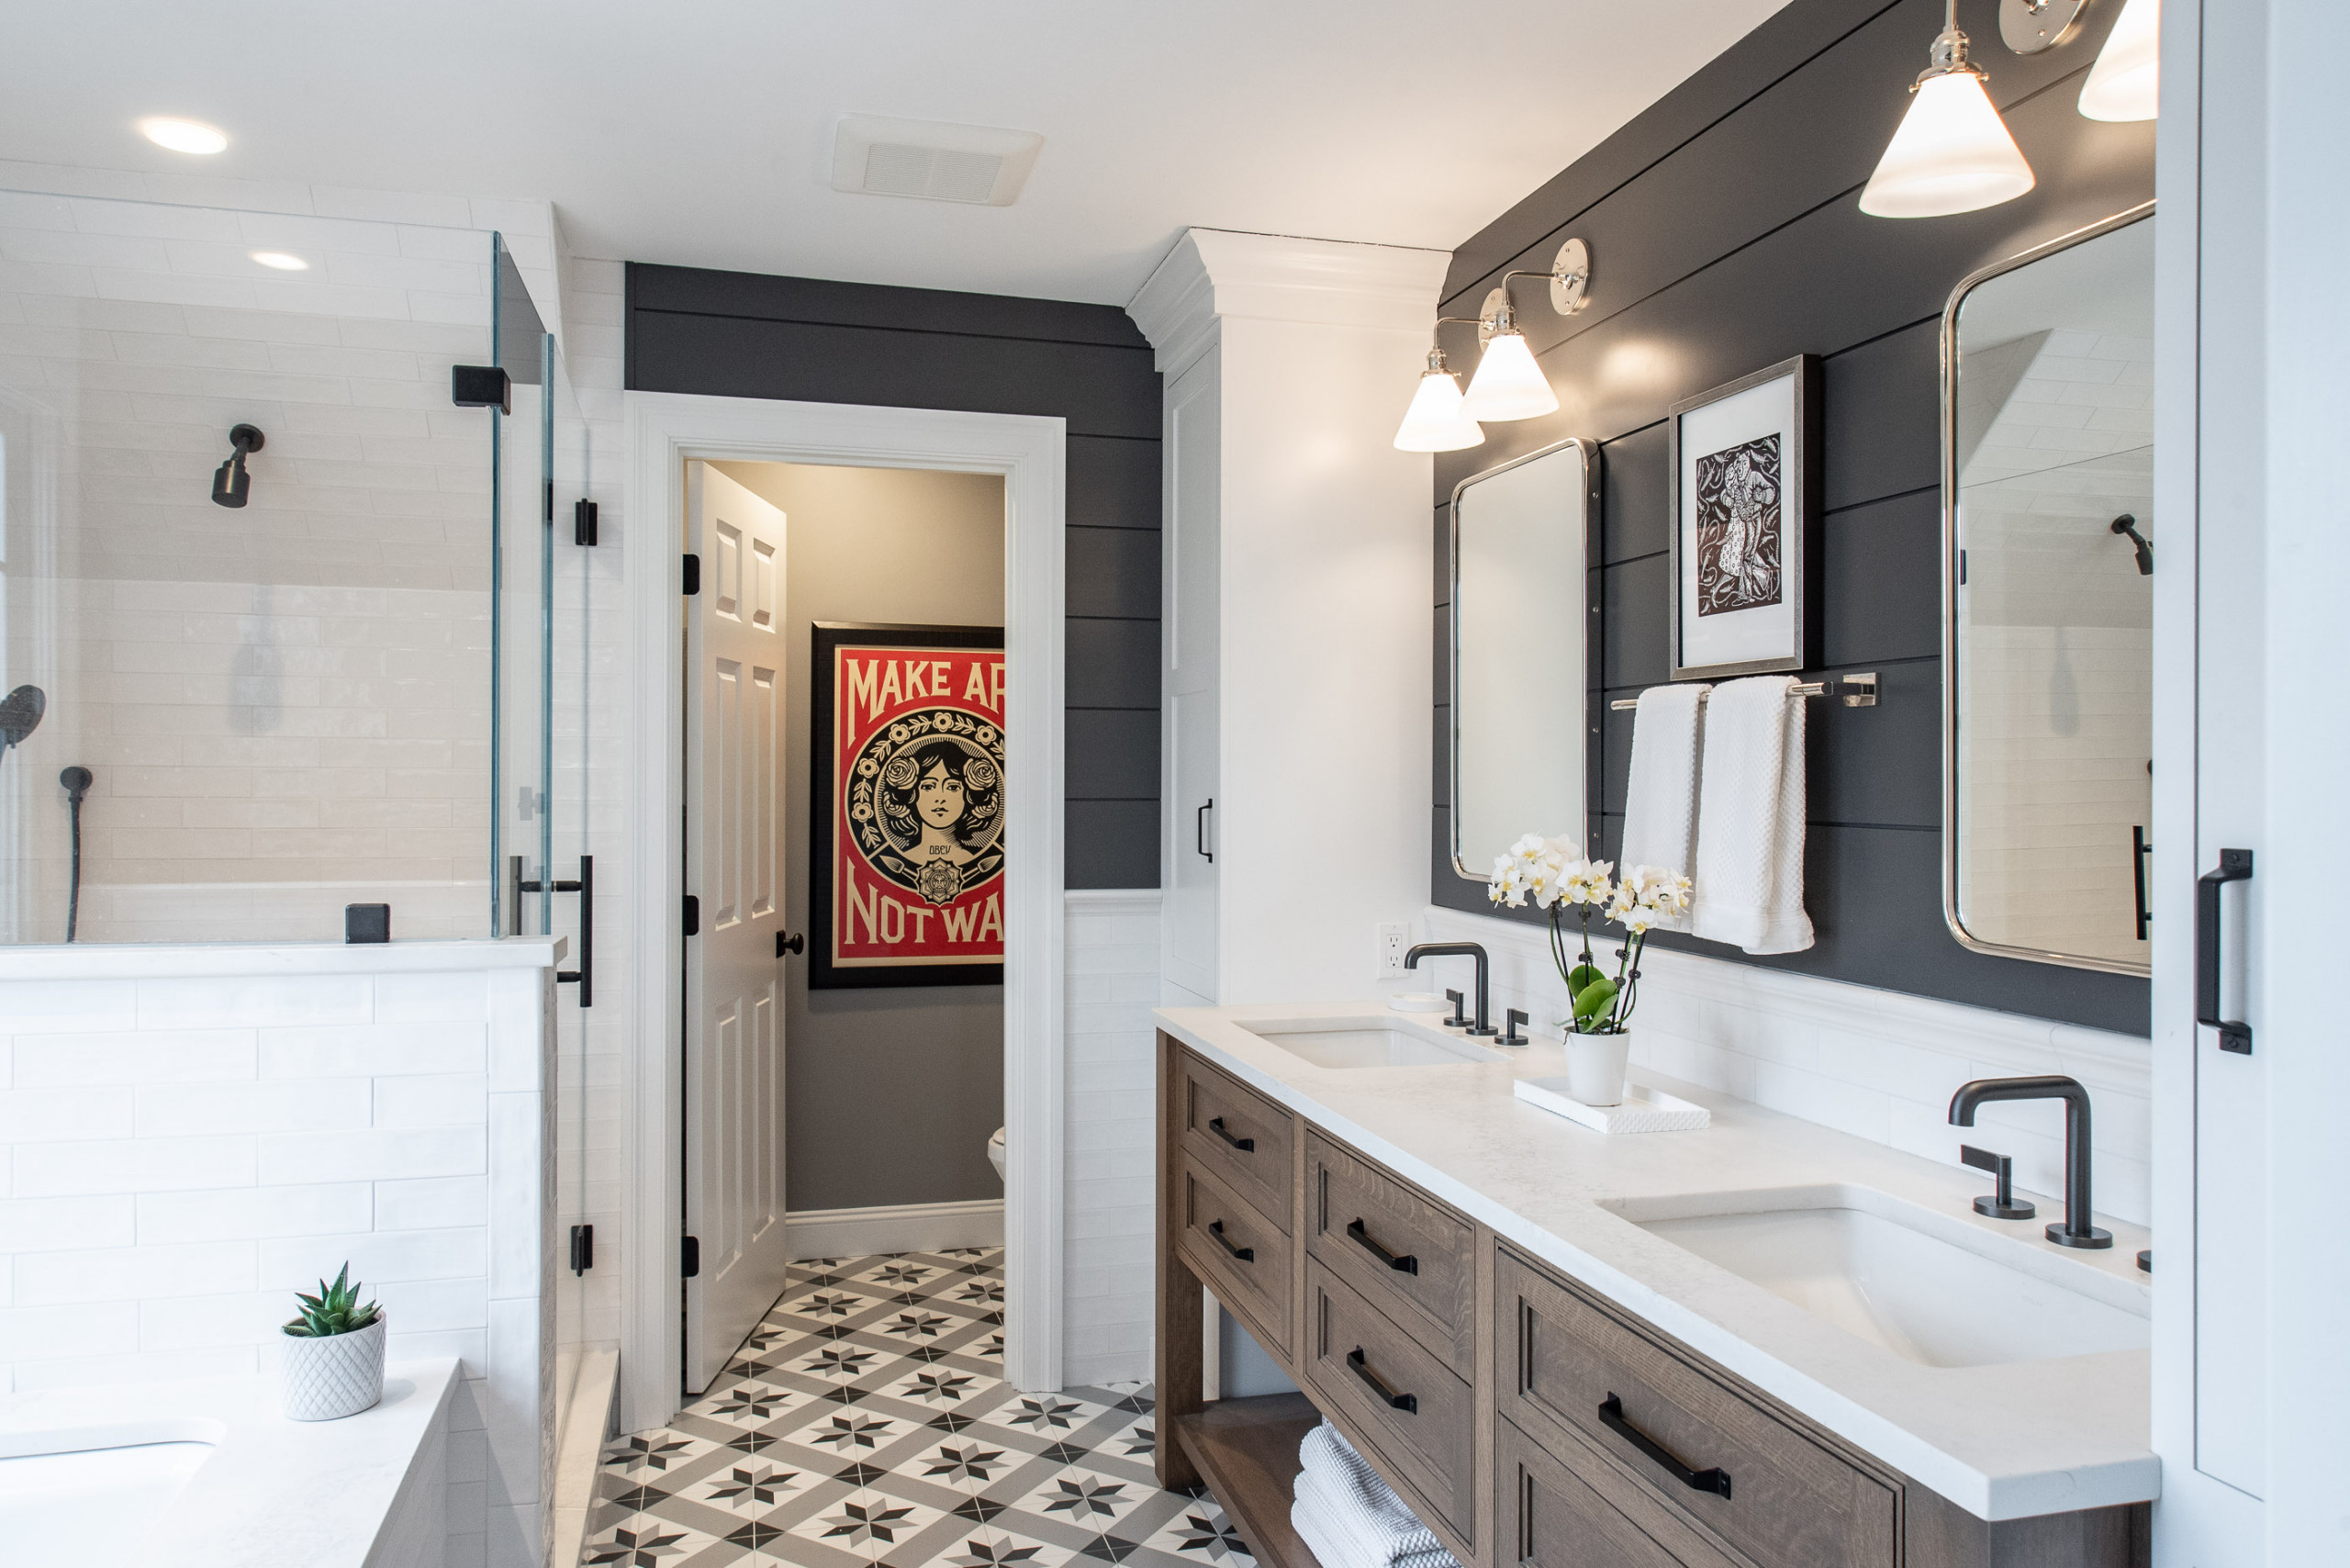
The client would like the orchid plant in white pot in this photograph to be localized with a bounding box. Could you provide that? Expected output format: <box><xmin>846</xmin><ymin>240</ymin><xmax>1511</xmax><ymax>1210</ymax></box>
<box><xmin>1489</xmin><ymin>834</ymin><xmax>1691</xmax><ymax>1105</ymax></box>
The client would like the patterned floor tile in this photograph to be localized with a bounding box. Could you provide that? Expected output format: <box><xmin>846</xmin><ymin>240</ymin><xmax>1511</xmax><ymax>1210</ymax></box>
<box><xmin>588</xmin><ymin>1251</ymin><xmax>1235</xmax><ymax>1568</ymax></box>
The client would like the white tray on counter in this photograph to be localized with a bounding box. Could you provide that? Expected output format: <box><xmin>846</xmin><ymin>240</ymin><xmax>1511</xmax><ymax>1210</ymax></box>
<box><xmin>1513</xmin><ymin>1076</ymin><xmax>1711</xmax><ymax>1134</ymax></box>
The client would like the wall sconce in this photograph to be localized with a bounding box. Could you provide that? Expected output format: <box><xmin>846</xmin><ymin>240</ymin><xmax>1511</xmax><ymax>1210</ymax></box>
<box><xmin>1860</xmin><ymin>1</ymin><xmax>2036</xmax><ymax>218</ymax></box>
<box><xmin>2079</xmin><ymin>0</ymin><xmax>2158</xmax><ymax>120</ymax></box>
<box><xmin>1457</xmin><ymin>239</ymin><xmax>1590</xmax><ymax>423</ymax></box>
<box><xmin>210</xmin><ymin>423</ymin><xmax>263</xmax><ymax>509</ymax></box>
<box><xmin>1393</xmin><ymin>330</ymin><xmax>1485</xmax><ymax>452</ymax></box>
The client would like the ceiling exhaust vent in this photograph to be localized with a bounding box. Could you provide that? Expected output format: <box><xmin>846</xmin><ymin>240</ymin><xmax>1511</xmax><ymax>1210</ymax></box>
<box><xmin>831</xmin><ymin>114</ymin><xmax>1044</xmax><ymax>207</ymax></box>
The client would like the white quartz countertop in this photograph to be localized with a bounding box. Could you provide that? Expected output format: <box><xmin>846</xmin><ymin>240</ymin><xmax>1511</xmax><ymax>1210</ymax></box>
<box><xmin>1155</xmin><ymin>1002</ymin><xmax>2156</xmax><ymax>1522</ymax></box>
<box><xmin>0</xmin><ymin>1359</ymin><xmax>458</xmax><ymax>1567</ymax></box>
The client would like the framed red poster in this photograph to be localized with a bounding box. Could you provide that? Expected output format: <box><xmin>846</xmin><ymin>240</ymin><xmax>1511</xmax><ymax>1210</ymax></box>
<box><xmin>809</xmin><ymin>622</ymin><xmax>1005</xmax><ymax>990</ymax></box>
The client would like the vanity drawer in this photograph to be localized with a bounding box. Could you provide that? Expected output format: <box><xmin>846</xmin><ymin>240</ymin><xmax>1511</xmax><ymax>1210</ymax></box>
<box><xmin>1303</xmin><ymin>1257</ymin><xmax>1477</xmax><ymax>1547</ymax></box>
<box><xmin>1497</xmin><ymin>1248</ymin><xmax>1895</xmax><ymax>1568</ymax></box>
<box><xmin>1179</xmin><ymin>1050</ymin><xmax>1294</xmax><ymax>1230</ymax></box>
<box><xmin>1498</xmin><ymin>1415</ymin><xmax>1746</xmax><ymax>1568</ymax></box>
<box><xmin>1305</xmin><ymin>1131</ymin><xmax>1475</xmax><ymax>1377</ymax></box>
<box><xmin>1176</xmin><ymin>1158</ymin><xmax>1292</xmax><ymax>1359</ymax></box>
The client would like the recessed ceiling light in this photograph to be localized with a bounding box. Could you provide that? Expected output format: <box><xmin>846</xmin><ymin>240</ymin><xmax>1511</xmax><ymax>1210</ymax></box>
<box><xmin>138</xmin><ymin>117</ymin><xmax>228</xmax><ymax>154</ymax></box>
<box><xmin>251</xmin><ymin>252</ymin><xmax>309</xmax><ymax>271</ymax></box>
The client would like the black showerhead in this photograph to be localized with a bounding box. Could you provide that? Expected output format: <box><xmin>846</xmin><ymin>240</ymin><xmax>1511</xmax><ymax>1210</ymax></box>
<box><xmin>212</xmin><ymin>423</ymin><xmax>264</xmax><ymax>508</ymax></box>
<box><xmin>0</xmin><ymin>684</ymin><xmax>45</xmax><ymax>750</ymax></box>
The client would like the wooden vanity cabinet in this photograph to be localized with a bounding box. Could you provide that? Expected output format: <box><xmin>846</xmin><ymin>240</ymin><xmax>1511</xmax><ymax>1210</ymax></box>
<box><xmin>1154</xmin><ymin>1036</ymin><xmax>2149</xmax><ymax>1568</ymax></box>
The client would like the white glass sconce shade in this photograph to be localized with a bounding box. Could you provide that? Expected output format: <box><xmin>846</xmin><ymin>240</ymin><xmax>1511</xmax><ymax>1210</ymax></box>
<box><xmin>1393</xmin><ymin>364</ymin><xmax>1484</xmax><ymax>452</ymax></box>
<box><xmin>1460</xmin><ymin>330</ymin><xmax>1559</xmax><ymax>421</ymax></box>
<box><xmin>2078</xmin><ymin>0</ymin><xmax>2158</xmax><ymax>121</ymax></box>
<box><xmin>1861</xmin><ymin>67</ymin><xmax>2036</xmax><ymax>218</ymax></box>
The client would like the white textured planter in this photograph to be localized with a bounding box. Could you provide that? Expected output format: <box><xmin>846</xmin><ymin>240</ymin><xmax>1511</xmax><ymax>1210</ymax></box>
<box><xmin>1564</xmin><ymin>1030</ymin><xmax>1631</xmax><ymax>1107</ymax></box>
<box><xmin>281</xmin><ymin>1314</ymin><xmax>387</xmax><ymax>1422</ymax></box>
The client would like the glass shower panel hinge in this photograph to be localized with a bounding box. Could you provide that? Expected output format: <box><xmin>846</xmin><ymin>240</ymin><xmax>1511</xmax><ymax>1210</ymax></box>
<box><xmin>518</xmin><ymin>785</ymin><xmax>539</xmax><ymax>821</ymax></box>
<box><xmin>450</xmin><ymin>364</ymin><xmax>511</xmax><ymax>412</ymax></box>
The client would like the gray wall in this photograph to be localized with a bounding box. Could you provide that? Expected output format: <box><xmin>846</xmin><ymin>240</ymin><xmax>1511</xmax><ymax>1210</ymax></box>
<box><xmin>1431</xmin><ymin>0</ymin><xmax>2154</xmax><ymax>1034</ymax></box>
<box><xmin>713</xmin><ymin>460</ymin><xmax>1006</xmax><ymax>1211</ymax></box>
<box><xmin>629</xmin><ymin>264</ymin><xmax>1162</xmax><ymax>888</ymax></box>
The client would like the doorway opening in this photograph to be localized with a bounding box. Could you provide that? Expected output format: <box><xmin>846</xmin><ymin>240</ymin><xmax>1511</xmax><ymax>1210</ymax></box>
<box><xmin>679</xmin><ymin>458</ymin><xmax>1010</xmax><ymax>1394</ymax></box>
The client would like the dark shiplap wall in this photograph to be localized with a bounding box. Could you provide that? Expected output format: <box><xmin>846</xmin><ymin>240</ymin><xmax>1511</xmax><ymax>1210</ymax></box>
<box><xmin>628</xmin><ymin>265</ymin><xmax>1163</xmax><ymax>889</ymax></box>
<box><xmin>1431</xmin><ymin>0</ymin><xmax>2153</xmax><ymax>1033</ymax></box>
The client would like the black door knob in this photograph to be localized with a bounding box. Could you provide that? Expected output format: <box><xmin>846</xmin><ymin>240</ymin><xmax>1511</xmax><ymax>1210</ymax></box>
<box><xmin>778</xmin><ymin>931</ymin><xmax>805</xmax><ymax>958</ymax></box>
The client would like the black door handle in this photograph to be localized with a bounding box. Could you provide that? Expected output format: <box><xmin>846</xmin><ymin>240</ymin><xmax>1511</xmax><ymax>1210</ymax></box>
<box><xmin>1598</xmin><ymin>1394</ymin><xmax>1731</xmax><ymax>1499</ymax></box>
<box><xmin>2196</xmin><ymin>848</ymin><xmax>2254</xmax><ymax>1054</ymax></box>
<box><xmin>1197</xmin><ymin>799</ymin><xmax>1214</xmax><ymax>862</ymax></box>
<box><xmin>1346</xmin><ymin>1219</ymin><xmax>1419</xmax><ymax>1275</ymax></box>
<box><xmin>2131</xmin><ymin>826</ymin><xmax>2152</xmax><ymax>942</ymax></box>
<box><xmin>518</xmin><ymin>855</ymin><xmax>595</xmax><ymax>1008</ymax></box>
<box><xmin>1207</xmin><ymin>1116</ymin><xmax>1255</xmax><ymax>1152</ymax></box>
<box><xmin>778</xmin><ymin>930</ymin><xmax>805</xmax><ymax>958</ymax></box>
<box><xmin>1346</xmin><ymin>1348</ymin><xmax>1416</xmax><ymax>1413</ymax></box>
<box><xmin>1207</xmin><ymin>1219</ymin><xmax>1254</xmax><ymax>1263</ymax></box>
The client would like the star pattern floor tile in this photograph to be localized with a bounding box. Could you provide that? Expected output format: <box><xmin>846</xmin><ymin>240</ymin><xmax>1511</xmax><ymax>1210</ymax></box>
<box><xmin>584</xmin><ymin>1249</ymin><xmax>1259</xmax><ymax>1568</ymax></box>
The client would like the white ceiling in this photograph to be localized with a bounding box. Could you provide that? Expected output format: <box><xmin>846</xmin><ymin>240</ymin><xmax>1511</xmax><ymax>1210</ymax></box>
<box><xmin>2</xmin><ymin>1</ymin><xmax>1788</xmax><ymax>307</ymax></box>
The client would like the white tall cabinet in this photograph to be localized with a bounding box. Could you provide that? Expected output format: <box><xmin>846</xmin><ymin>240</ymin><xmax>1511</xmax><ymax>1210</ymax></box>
<box><xmin>1129</xmin><ymin>230</ymin><xmax>1450</xmax><ymax>1006</ymax></box>
<box><xmin>2154</xmin><ymin>2</ymin><xmax>2350</xmax><ymax>1563</ymax></box>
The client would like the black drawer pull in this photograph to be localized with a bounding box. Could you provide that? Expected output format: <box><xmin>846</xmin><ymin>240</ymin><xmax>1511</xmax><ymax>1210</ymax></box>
<box><xmin>1598</xmin><ymin>1394</ymin><xmax>1731</xmax><ymax>1499</ymax></box>
<box><xmin>1208</xmin><ymin>1220</ymin><xmax>1254</xmax><ymax>1263</ymax></box>
<box><xmin>1207</xmin><ymin>1116</ymin><xmax>1255</xmax><ymax>1152</ymax></box>
<box><xmin>1346</xmin><ymin>1348</ymin><xmax>1417</xmax><ymax>1413</ymax></box>
<box><xmin>1346</xmin><ymin>1219</ymin><xmax>1419</xmax><ymax>1275</ymax></box>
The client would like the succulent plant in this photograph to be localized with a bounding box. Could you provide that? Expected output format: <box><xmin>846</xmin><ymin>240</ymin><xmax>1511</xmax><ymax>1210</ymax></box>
<box><xmin>284</xmin><ymin>1264</ymin><xmax>381</xmax><ymax>1338</ymax></box>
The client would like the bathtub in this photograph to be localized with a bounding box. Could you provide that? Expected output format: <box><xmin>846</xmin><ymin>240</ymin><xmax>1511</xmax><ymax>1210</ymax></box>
<box><xmin>0</xmin><ymin>1358</ymin><xmax>457</xmax><ymax>1568</ymax></box>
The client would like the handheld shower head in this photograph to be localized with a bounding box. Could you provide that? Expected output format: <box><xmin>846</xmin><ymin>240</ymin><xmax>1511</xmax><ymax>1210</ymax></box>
<box><xmin>0</xmin><ymin>684</ymin><xmax>45</xmax><ymax>750</ymax></box>
<box><xmin>212</xmin><ymin>423</ymin><xmax>265</xmax><ymax>509</ymax></box>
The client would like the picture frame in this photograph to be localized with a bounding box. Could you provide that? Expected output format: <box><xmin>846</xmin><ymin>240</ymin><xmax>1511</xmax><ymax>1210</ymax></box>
<box><xmin>809</xmin><ymin>622</ymin><xmax>1006</xmax><ymax>990</ymax></box>
<box><xmin>1666</xmin><ymin>353</ymin><xmax>1821</xmax><ymax>681</ymax></box>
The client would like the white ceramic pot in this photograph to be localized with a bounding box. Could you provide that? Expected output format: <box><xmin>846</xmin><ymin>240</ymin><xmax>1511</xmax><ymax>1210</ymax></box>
<box><xmin>281</xmin><ymin>1314</ymin><xmax>387</xmax><ymax>1422</ymax></box>
<box><xmin>1565</xmin><ymin>1030</ymin><xmax>1631</xmax><ymax>1107</ymax></box>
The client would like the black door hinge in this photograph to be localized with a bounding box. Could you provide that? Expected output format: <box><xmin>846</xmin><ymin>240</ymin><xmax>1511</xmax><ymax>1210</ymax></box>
<box><xmin>576</xmin><ymin>498</ymin><xmax>599</xmax><ymax>547</ymax></box>
<box><xmin>682</xmin><ymin>554</ymin><xmax>700</xmax><ymax>595</ymax></box>
<box><xmin>681</xmin><ymin>1236</ymin><xmax>701</xmax><ymax>1278</ymax></box>
<box><xmin>451</xmin><ymin>364</ymin><xmax>511</xmax><ymax>414</ymax></box>
<box><xmin>683</xmin><ymin>894</ymin><xmax>699</xmax><ymax>936</ymax></box>
<box><xmin>570</xmin><ymin>1223</ymin><xmax>594</xmax><ymax>1276</ymax></box>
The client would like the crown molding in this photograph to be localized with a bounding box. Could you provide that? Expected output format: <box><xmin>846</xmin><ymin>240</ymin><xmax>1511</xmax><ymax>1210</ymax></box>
<box><xmin>1127</xmin><ymin>227</ymin><xmax>1450</xmax><ymax>377</ymax></box>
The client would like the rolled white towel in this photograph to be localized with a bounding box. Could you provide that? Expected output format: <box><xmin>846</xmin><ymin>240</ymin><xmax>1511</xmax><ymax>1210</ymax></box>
<box><xmin>1296</xmin><ymin>1423</ymin><xmax>1456</xmax><ymax>1567</ymax></box>
<box><xmin>1294</xmin><ymin>1471</ymin><xmax>1456</xmax><ymax>1568</ymax></box>
<box><xmin>1292</xmin><ymin>1487</ymin><xmax>1363</xmax><ymax>1568</ymax></box>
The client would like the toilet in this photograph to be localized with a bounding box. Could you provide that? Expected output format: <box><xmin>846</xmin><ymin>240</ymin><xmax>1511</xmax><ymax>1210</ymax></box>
<box><xmin>987</xmin><ymin>1126</ymin><xmax>1007</xmax><ymax>1182</ymax></box>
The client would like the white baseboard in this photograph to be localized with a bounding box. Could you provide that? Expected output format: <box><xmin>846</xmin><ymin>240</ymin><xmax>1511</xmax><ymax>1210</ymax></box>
<box><xmin>548</xmin><ymin>1346</ymin><xmax>621</xmax><ymax>1568</ymax></box>
<box><xmin>785</xmin><ymin>1198</ymin><xmax>1005</xmax><ymax>1260</ymax></box>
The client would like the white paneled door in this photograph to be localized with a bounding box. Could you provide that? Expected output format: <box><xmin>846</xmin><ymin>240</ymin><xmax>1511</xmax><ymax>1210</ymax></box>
<box><xmin>684</xmin><ymin>463</ymin><xmax>790</xmax><ymax>1394</ymax></box>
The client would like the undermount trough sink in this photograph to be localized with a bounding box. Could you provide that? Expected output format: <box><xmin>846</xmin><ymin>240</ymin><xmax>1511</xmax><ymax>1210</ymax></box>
<box><xmin>1609</xmin><ymin>1186</ymin><xmax>2149</xmax><ymax>1369</ymax></box>
<box><xmin>1237</xmin><ymin>1017</ymin><xmax>1508</xmax><ymax>1070</ymax></box>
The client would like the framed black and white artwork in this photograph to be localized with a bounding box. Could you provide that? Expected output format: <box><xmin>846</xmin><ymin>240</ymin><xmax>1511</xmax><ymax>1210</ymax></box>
<box><xmin>1666</xmin><ymin>354</ymin><xmax>1820</xmax><ymax>680</ymax></box>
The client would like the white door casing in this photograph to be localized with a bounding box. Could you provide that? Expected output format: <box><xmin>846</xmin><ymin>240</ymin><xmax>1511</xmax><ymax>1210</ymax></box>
<box><xmin>684</xmin><ymin>463</ymin><xmax>791</xmax><ymax>1393</ymax></box>
<box><xmin>624</xmin><ymin>393</ymin><xmax>1065</xmax><ymax>1434</ymax></box>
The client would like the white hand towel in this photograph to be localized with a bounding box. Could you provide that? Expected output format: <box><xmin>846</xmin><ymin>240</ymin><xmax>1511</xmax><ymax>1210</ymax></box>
<box><xmin>1690</xmin><ymin>675</ymin><xmax>1814</xmax><ymax>955</ymax></box>
<box><xmin>1295</xmin><ymin>1422</ymin><xmax>1456</xmax><ymax>1566</ymax></box>
<box><xmin>1292</xmin><ymin>1487</ymin><xmax>1367</xmax><ymax>1568</ymax></box>
<box><xmin>1618</xmin><ymin>682</ymin><xmax>1710</xmax><ymax>928</ymax></box>
<box><xmin>1293</xmin><ymin>1471</ymin><xmax>1456</xmax><ymax>1568</ymax></box>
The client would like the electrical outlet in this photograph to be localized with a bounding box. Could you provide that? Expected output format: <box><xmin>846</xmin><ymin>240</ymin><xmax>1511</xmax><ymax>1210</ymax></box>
<box><xmin>1376</xmin><ymin>923</ymin><xmax>1410</xmax><ymax>979</ymax></box>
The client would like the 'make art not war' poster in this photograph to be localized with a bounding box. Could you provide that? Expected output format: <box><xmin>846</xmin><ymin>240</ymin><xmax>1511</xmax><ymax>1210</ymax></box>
<box><xmin>817</xmin><ymin>633</ymin><xmax>1005</xmax><ymax>986</ymax></box>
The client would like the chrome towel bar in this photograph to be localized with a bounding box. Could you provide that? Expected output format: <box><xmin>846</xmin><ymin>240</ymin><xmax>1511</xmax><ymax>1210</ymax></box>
<box><xmin>1607</xmin><ymin>672</ymin><xmax>1877</xmax><ymax>711</ymax></box>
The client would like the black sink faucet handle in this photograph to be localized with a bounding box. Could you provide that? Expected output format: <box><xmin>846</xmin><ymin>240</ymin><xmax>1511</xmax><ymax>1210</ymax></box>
<box><xmin>1442</xmin><ymin>989</ymin><xmax>1468</xmax><ymax>1028</ymax></box>
<box><xmin>1502</xmin><ymin>1008</ymin><xmax>1529</xmax><ymax>1047</ymax></box>
<box><xmin>1959</xmin><ymin>1144</ymin><xmax>2035</xmax><ymax>1220</ymax></box>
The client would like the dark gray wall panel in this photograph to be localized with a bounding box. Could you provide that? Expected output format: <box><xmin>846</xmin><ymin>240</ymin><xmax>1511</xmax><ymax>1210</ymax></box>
<box><xmin>629</xmin><ymin>262</ymin><xmax>1165</xmax><ymax>893</ymax></box>
<box><xmin>1066</xmin><ymin>618</ymin><xmax>1158</xmax><ymax>710</ymax></box>
<box><xmin>1067</xmin><ymin>709</ymin><xmax>1160</xmax><ymax>801</ymax></box>
<box><xmin>1430</xmin><ymin>0</ymin><xmax>2149</xmax><ymax>1032</ymax></box>
<box><xmin>1068</xmin><ymin>527</ymin><xmax>1161</xmax><ymax>619</ymax></box>
<box><xmin>1069</xmin><ymin>435</ymin><xmax>1164</xmax><ymax>529</ymax></box>
<box><xmin>1068</xmin><ymin>800</ymin><xmax>1159</xmax><ymax>889</ymax></box>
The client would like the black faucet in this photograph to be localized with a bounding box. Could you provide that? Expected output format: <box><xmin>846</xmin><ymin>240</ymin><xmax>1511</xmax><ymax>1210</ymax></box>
<box><xmin>1405</xmin><ymin>942</ymin><xmax>1495</xmax><ymax>1036</ymax></box>
<box><xmin>1948</xmin><ymin>1076</ymin><xmax>2111</xmax><ymax>1249</ymax></box>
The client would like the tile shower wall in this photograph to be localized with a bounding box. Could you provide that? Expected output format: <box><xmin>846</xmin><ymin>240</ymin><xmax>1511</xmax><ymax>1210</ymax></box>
<box><xmin>1422</xmin><ymin>904</ymin><xmax>2152</xmax><ymax>1226</ymax></box>
<box><xmin>0</xmin><ymin>183</ymin><xmax>502</xmax><ymax>943</ymax></box>
<box><xmin>1063</xmin><ymin>889</ymin><xmax>1160</xmax><ymax>1387</ymax></box>
<box><xmin>0</xmin><ymin>945</ymin><xmax>556</xmax><ymax>1567</ymax></box>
